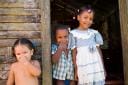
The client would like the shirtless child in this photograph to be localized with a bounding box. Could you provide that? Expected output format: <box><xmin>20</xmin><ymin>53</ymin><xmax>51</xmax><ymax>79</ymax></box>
<box><xmin>7</xmin><ymin>38</ymin><xmax>41</xmax><ymax>85</ymax></box>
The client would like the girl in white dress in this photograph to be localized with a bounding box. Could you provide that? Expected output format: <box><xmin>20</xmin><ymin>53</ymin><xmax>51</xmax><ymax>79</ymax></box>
<box><xmin>69</xmin><ymin>5</ymin><xmax>106</xmax><ymax>85</ymax></box>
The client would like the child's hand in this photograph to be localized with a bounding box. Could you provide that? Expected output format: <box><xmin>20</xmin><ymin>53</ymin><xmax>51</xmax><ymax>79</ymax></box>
<box><xmin>58</xmin><ymin>42</ymin><xmax>68</xmax><ymax>51</ymax></box>
<box><xmin>18</xmin><ymin>56</ymin><xmax>29</xmax><ymax>64</ymax></box>
<box><xmin>74</xmin><ymin>66</ymin><xmax>78</xmax><ymax>81</ymax></box>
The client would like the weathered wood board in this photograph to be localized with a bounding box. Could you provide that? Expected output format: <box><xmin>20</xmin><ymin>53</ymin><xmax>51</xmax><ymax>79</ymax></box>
<box><xmin>0</xmin><ymin>0</ymin><xmax>43</xmax><ymax>85</ymax></box>
<box><xmin>0</xmin><ymin>23</ymin><xmax>41</xmax><ymax>31</ymax></box>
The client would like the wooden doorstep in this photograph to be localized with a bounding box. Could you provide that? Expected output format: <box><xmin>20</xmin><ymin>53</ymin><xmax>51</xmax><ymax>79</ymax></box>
<box><xmin>105</xmin><ymin>80</ymin><xmax>124</xmax><ymax>85</ymax></box>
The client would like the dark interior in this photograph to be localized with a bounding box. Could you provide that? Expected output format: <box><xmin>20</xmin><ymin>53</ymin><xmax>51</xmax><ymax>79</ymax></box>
<box><xmin>51</xmin><ymin>0</ymin><xmax>124</xmax><ymax>84</ymax></box>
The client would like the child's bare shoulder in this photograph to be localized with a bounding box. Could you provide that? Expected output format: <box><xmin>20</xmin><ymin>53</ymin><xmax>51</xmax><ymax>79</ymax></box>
<box><xmin>10</xmin><ymin>62</ymin><xmax>19</xmax><ymax>69</ymax></box>
<box><xmin>31</xmin><ymin>60</ymin><xmax>40</xmax><ymax>65</ymax></box>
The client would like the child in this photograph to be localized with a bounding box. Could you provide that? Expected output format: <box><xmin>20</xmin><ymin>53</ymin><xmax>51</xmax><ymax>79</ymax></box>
<box><xmin>51</xmin><ymin>24</ymin><xmax>75</xmax><ymax>85</ymax></box>
<box><xmin>70</xmin><ymin>5</ymin><xmax>106</xmax><ymax>85</ymax></box>
<box><xmin>7</xmin><ymin>38</ymin><xmax>41</xmax><ymax>85</ymax></box>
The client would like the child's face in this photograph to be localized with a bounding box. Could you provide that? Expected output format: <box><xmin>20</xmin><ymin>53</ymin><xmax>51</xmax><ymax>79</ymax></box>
<box><xmin>77</xmin><ymin>11</ymin><xmax>94</xmax><ymax>29</ymax></box>
<box><xmin>14</xmin><ymin>45</ymin><xmax>33</xmax><ymax>61</ymax></box>
<box><xmin>56</xmin><ymin>29</ymin><xmax>69</xmax><ymax>44</ymax></box>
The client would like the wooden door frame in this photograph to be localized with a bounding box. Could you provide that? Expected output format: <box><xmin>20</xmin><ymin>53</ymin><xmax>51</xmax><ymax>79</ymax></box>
<box><xmin>40</xmin><ymin>0</ymin><xmax>52</xmax><ymax>85</ymax></box>
<box><xmin>40</xmin><ymin>0</ymin><xmax>128</xmax><ymax>85</ymax></box>
<box><xmin>119</xmin><ymin>0</ymin><xmax>128</xmax><ymax>84</ymax></box>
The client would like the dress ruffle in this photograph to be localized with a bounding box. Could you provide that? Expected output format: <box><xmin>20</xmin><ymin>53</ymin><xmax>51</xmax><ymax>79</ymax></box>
<box><xmin>70</xmin><ymin>29</ymin><xmax>98</xmax><ymax>40</ymax></box>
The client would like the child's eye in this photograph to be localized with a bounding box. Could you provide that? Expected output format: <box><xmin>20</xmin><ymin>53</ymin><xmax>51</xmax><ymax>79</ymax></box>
<box><xmin>58</xmin><ymin>36</ymin><xmax>62</xmax><ymax>39</ymax></box>
<box><xmin>64</xmin><ymin>36</ymin><xmax>68</xmax><ymax>38</ymax></box>
<box><xmin>23</xmin><ymin>52</ymin><xmax>27</xmax><ymax>54</ymax></box>
<box><xmin>84</xmin><ymin>17</ymin><xmax>88</xmax><ymax>19</ymax></box>
<box><xmin>16</xmin><ymin>53</ymin><xmax>20</xmax><ymax>55</ymax></box>
<box><xmin>89</xmin><ymin>18</ymin><xmax>93</xmax><ymax>21</ymax></box>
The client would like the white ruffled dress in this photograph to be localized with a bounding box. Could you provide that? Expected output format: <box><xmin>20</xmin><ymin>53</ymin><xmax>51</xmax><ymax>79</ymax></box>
<box><xmin>69</xmin><ymin>29</ymin><xmax>105</xmax><ymax>85</ymax></box>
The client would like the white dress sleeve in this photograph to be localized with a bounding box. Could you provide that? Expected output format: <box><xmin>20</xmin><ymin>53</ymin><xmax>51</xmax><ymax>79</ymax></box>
<box><xmin>68</xmin><ymin>33</ymin><xmax>76</xmax><ymax>50</ymax></box>
<box><xmin>94</xmin><ymin>31</ymin><xmax>103</xmax><ymax>46</ymax></box>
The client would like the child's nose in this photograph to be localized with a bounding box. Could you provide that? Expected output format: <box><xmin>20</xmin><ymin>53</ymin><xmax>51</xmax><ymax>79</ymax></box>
<box><xmin>62</xmin><ymin>38</ymin><xmax>67</xmax><ymax>41</ymax></box>
<box><xmin>62</xmin><ymin>40</ymin><xmax>68</xmax><ymax>44</ymax></box>
<box><xmin>20</xmin><ymin>54</ymin><xmax>25</xmax><ymax>57</ymax></box>
<box><xmin>61</xmin><ymin>38</ymin><xmax>65</xmax><ymax>41</ymax></box>
<box><xmin>86</xmin><ymin>19</ymin><xmax>90</xmax><ymax>22</ymax></box>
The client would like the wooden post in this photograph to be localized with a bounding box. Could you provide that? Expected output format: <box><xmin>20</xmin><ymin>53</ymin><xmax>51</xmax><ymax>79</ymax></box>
<box><xmin>118</xmin><ymin>0</ymin><xmax>128</xmax><ymax>84</ymax></box>
<box><xmin>40</xmin><ymin>0</ymin><xmax>52</xmax><ymax>85</ymax></box>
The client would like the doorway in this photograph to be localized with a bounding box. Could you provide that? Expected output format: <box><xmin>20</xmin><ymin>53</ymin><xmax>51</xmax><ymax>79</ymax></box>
<box><xmin>51</xmin><ymin>0</ymin><xmax>124</xmax><ymax>84</ymax></box>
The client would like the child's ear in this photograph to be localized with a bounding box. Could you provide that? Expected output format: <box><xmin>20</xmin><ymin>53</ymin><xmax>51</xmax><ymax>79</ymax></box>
<box><xmin>31</xmin><ymin>49</ymin><xmax>34</xmax><ymax>55</ymax></box>
<box><xmin>77</xmin><ymin>15</ymin><xmax>80</xmax><ymax>21</ymax></box>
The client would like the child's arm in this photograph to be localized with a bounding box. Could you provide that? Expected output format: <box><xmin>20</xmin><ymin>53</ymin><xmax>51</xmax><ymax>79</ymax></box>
<box><xmin>7</xmin><ymin>64</ymin><xmax>15</xmax><ymax>85</ymax></box>
<box><xmin>18</xmin><ymin>55</ymin><xmax>41</xmax><ymax>77</ymax></box>
<box><xmin>97</xmin><ymin>46</ymin><xmax>106</xmax><ymax>77</ymax></box>
<box><xmin>52</xmin><ymin>48</ymin><xmax>63</xmax><ymax>63</ymax></box>
<box><xmin>72</xmin><ymin>48</ymin><xmax>78</xmax><ymax>80</ymax></box>
<box><xmin>24</xmin><ymin>60</ymin><xmax>41</xmax><ymax>77</ymax></box>
<box><xmin>52</xmin><ymin>43</ymin><xmax>67</xmax><ymax>63</ymax></box>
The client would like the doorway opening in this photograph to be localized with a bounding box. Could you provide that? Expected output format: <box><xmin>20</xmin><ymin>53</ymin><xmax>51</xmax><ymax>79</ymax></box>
<box><xmin>51</xmin><ymin>0</ymin><xmax>124</xmax><ymax>84</ymax></box>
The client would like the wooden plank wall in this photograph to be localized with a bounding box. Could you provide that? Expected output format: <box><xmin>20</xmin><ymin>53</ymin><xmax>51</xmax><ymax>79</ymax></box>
<box><xmin>0</xmin><ymin>0</ymin><xmax>42</xmax><ymax>84</ymax></box>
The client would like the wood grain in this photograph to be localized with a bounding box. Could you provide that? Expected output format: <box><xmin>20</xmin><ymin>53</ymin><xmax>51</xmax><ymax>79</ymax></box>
<box><xmin>0</xmin><ymin>8</ymin><xmax>40</xmax><ymax>15</ymax></box>
<box><xmin>0</xmin><ymin>23</ymin><xmax>41</xmax><ymax>31</ymax></box>
<box><xmin>0</xmin><ymin>39</ymin><xmax>41</xmax><ymax>47</ymax></box>
<box><xmin>0</xmin><ymin>15</ymin><xmax>40</xmax><ymax>23</ymax></box>
<box><xmin>0</xmin><ymin>0</ymin><xmax>40</xmax><ymax>8</ymax></box>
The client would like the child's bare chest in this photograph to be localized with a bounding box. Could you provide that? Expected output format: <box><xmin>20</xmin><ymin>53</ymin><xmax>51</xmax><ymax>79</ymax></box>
<box><xmin>14</xmin><ymin>64</ymin><xmax>32</xmax><ymax>78</ymax></box>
